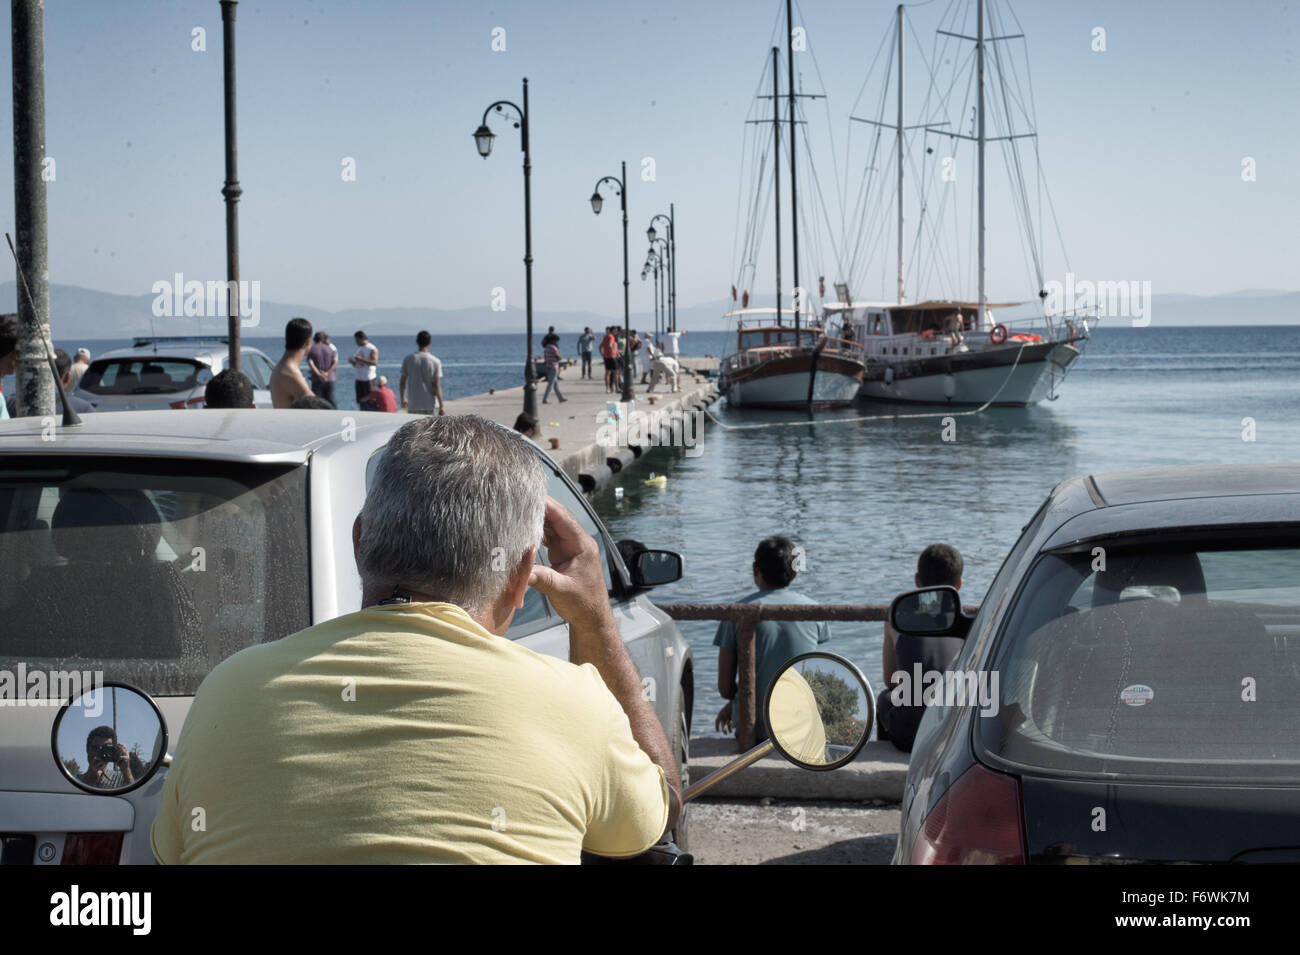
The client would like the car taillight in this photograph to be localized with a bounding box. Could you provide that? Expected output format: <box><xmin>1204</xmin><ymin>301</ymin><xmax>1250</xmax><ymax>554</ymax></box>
<box><xmin>62</xmin><ymin>832</ymin><xmax>124</xmax><ymax>865</ymax></box>
<box><xmin>168</xmin><ymin>396</ymin><xmax>206</xmax><ymax>409</ymax></box>
<box><xmin>910</xmin><ymin>763</ymin><xmax>1026</xmax><ymax>865</ymax></box>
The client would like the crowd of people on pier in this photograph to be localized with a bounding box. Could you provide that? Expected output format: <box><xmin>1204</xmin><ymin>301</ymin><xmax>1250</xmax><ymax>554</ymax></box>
<box><xmin>197</xmin><ymin>317</ymin><xmax>447</xmax><ymax>415</ymax></box>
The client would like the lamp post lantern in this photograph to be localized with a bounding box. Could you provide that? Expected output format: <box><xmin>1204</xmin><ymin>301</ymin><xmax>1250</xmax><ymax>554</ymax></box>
<box><xmin>473</xmin><ymin>78</ymin><xmax>537</xmax><ymax>417</ymax></box>
<box><xmin>589</xmin><ymin>162</ymin><xmax>632</xmax><ymax>402</ymax></box>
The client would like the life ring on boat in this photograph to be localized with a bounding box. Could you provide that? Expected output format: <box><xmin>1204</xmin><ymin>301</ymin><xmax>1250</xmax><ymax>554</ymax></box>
<box><xmin>921</xmin><ymin>329</ymin><xmax>937</xmax><ymax>339</ymax></box>
<box><xmin>990</xmin><ymin>323</ymin><xmax>1008</xmax><ymax>345</ymax></box>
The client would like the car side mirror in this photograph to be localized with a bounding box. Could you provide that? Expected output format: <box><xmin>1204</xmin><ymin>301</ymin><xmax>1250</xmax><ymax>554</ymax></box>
<box><xmin>766</xmin><ymin>652</ymin><xmax>874</xmax><ymax>770</ymax></box>
<box><xmin>681</xmin><ymin>652</ymin><xmax>874</xmax><ymax>802</ymax></box>
<box><xmin>52</xmin><ymin>682</ymin><xmax>168</xmax><ymax>796</ymax></box>
<box><xmin>631</xmin><ymin>548</ymin><xmax>683</xmax><ymax>588</ymax></box>
<box><xmin>889</xmin><ymin>585</ymin><xmax>963</xmax><ymax>636</ymax></box>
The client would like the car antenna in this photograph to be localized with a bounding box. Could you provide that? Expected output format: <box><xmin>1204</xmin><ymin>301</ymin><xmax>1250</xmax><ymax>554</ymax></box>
<box><xmin>5</xmin><ymin>231</ymin><xmax>81</xmax><ymax>427</ymax></box>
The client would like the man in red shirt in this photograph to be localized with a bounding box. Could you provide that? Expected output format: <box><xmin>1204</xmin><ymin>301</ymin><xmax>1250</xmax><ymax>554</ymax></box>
<box><xmin>360</xmin><ymin>374</ymin><xmax>398</xmax><ymax>413</ymax></box>
<box><xmin>599</xmin><ymin>326</ymin><xmax>620</xmax><ymax>394</ymax></box>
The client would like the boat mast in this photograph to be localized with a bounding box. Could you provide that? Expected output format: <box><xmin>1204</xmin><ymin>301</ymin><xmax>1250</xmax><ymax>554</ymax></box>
<box><xmin>786</xmin><ymin>0</ymin><xmax>800</xmax><ymax>344</ymax></box>
<box><xmin>896</xmin><ymin>3</ymin><xmax>904</xmax><ymax>305</ymax></box>
<box><xmin>772</xmin><ymin>46</ymin><xmax>782</xmax><ymax>327</ymax></box>
<box><xmin>977</xmin><ymin>0</ymin><xmax>986</xmax><ymax>328</ymax></box>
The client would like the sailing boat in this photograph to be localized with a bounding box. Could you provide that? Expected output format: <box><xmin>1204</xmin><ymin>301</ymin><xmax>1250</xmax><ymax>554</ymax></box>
<box><xmin>720</xmin><ymin>1</ymin><xmax>866</xmax><ymax>411</ymax></box>
<box><xmin>827</xmin><ymin>0</ymin><xmax>1093</xmax><ymax>406</ymax></box>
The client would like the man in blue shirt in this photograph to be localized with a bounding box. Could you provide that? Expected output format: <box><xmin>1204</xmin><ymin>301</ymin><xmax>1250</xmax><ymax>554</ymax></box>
<box><xmin>714</xmin><ymin>536</ymin><xmax>830</xmax><ymax>742</ymax></box>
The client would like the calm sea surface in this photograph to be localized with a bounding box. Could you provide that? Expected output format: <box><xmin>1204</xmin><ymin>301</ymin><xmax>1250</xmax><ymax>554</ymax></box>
<box><xmin>48</xmin><ymin>326</ymin><xmax>1300</xmax><ymax>737</ymax></box>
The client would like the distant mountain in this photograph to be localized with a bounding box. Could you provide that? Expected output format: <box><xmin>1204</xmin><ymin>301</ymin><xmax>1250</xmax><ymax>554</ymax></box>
<box><xmin>1</xmin><ymin>283</ymin><xmax>1295</xmax><ymax>339</ymax></box>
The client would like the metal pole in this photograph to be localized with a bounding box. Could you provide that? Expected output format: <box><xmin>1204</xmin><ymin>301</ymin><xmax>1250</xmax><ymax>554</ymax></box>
<box><xmin>220</xmin><ymin>0</ymin><xmax>242</xmax><ymax>373</ymax></box>
<box><xmin>897</xmin><ymin>4</ymin><xmax>905</xmax><ymax>305</ymax></box>
<box><xmin>786</xmin><ymin>0</ymin><xmax>799</xmax><ymax>345</ymax></box>
<box><xmin>650</xmin><ymin>257</ymin><xmax>660</xmax><ymax>348</ymax></box>
<box><xmin>736</xmin><ymin>620</ymin><xmax>757</xmax><ymax>751</ymax></box>
<box><xmin>521</xmin><ymin>77</ymin><xmax>537</xmax><ymax>417</ymax></box>
<box><xmin>650</xmin><ymin>255</ymin><xmax>660</xmax><ymax>343</ymax></box>
<box><xmin>668</xmin><ymin>202</ymin><xmax>677</xmax><ymax>333</ymax></box>
<box><xmin>771</xmin><ymin>47</ymin><xmax>781</xmax><ymax>327</ymax></box>
<box><xmin>653</xmin><ymin>256</ymin><xmax>660</xmax><ymax>347</ymax></box>
<box><xmin>620</xmin><ymin>161</ymin><xmax>632</xmax><ymax>403</ymax></box>
<box><xmin>10</xmin><ymin>0</ymin><xmax>53</xmax><ymax>417</ymax></box>
<box><xmin>659</xmin><ymin>250</ymin><xmax>666</xmax><ymax>340</ymax></box>
<box><xmin>977</xmin><ymin>0</ymin><xmax>986</xmax><ymax>330</ymax></box>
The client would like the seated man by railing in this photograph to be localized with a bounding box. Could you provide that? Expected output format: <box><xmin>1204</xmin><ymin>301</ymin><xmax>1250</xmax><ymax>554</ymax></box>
<box><xmin>713</xmin><ymin>536</ymin><xmax>831</xmax><ymax>744</ymax></box>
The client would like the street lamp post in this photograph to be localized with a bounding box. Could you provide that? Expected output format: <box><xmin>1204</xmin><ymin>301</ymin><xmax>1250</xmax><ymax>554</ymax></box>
<box><xmin>474</xmin><ymin>77</ymin><xmax>536</xmax><ymax>418</ymax></box>
<box><xmin>648</xmin><ymin>237</ymin><xmax>669</xmax><ymax>340</ymax></box>
<box><xmin>647</xmin><ymin>209</ymin><xmax>676</xmax><ymax>332</ymax></box>
<box><xmin>589</xmin><ymin>162</ymin><xmax>632</xmax><ymax>402</ymax></box>
<box><xmin>643</xmin><ymin>250</ymin><xmax>661</xmax><ymax>341</ymax></box>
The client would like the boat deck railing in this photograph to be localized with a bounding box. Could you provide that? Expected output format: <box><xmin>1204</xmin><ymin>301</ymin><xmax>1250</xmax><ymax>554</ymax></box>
<box><xmin>656</xmin><ymin>601</ymin><xmax>977</xmax><ymax>752</ymax></box>
<box><xmin>723</xmin><ymin>335</ymin><xmax>862</xmax><ymax>371</ymax></box>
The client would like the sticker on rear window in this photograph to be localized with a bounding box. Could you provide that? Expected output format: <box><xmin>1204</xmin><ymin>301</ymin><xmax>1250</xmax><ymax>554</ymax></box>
<box><xmin>1120</xmin><ymin>684</ymin><xmax>1154</xmax><ymax>707</ymax></box>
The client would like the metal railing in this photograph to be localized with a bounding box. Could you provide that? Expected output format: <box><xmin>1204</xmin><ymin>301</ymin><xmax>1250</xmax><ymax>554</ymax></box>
<box><xmin>656</xmin><ymin>601</ymin><xmax>977</xmax><ymax>751</ymax></box>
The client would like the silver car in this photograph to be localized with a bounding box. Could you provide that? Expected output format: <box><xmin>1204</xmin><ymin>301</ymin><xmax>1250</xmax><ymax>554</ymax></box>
<box><xmin>73</xmin><ymin>337</ymin><xmax>277</xmax><ymax>410</ymax></box>
<box><xmin>0</xmin><ymin>409</ymin><xmax>693</xmax><ymax>863</ymax></box>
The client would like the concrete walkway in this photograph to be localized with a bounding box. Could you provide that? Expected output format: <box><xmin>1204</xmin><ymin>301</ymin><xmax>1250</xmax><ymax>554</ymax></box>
<box><xmin>443</xmin><ymin>358</ymin><xmax>719</xmax><ymax>492</ymax></box>
<box><xmin>687</xmin><ymin>737</ymin><xmax>910</xmax><ymax>802</ymax></box>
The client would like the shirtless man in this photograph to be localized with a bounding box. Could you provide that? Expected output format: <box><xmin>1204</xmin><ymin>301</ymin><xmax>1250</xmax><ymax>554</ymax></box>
<box><xmin>271</xmin><ymin>317</ymin><xmax>315</xmax><ymax>408</ymax></box>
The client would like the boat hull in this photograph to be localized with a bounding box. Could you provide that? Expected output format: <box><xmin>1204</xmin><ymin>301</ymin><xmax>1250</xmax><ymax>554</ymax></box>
<box><xmin>724</xmin><ymin>352</ymin><xmax>865</xmax><ymax>410</ymax></box>
<box><xmin>857</xmin><ymin>340</ymin><xmax>1080</xmax><ymax>406</ymax></box>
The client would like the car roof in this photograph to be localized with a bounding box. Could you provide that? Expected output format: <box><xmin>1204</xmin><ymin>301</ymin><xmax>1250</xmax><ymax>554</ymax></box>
<box><xmin>1089</xmin><ymin>463</ymin><xmax>1300</xmax><ymax>506</ymax></box>
<box><xmin>91</xmin><ymin>341</ymin><xmax>271</xmax><ymax>365</ymax></box>
<box><xmin>1040</xmin><ymin>463</ymin><xmax>1300</xmax><ymax>549</ymax></box>
<box><xmin>0</xmin><ymin>409</ymin><xmax>406</xmax><ymax>463</ymax></box>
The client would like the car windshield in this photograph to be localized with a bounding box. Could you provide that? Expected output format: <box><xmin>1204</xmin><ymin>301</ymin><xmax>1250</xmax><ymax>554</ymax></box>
<box><xmin>980</xmin><ymin>539</ymin><xmax>1300</xmax><ymax>781</ymax></box>
<box><xmin>79</xmin><ymin>358</ymin><xmax>207</xmax><ymax>395</ymax></box>
<box><xmin>0</xmin><ymin>457</ymin><xmax>310</xmax><ymax>697</ymax></box>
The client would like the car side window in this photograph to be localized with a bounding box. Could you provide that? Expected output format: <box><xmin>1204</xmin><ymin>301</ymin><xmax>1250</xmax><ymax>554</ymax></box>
<box><xmin>253</xmin><ymin>353</ymin><xmax>276</xmax><ymax>388</ymax></box>
<box><xmin>238</xmin><ymin>352</ymin><xmax>267</xmax><ymax>389</ymax></box>
<box><xmin>542</xmin><ymin>465</ymin><xmax>614</xmax><ymax>593</ymax></box>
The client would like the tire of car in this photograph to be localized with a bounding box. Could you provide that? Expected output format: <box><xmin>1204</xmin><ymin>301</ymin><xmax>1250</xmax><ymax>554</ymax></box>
<box><xmin>670</xmin><ymin>692</ymin><xmax>690</xmax><ymax>853</ymax></box>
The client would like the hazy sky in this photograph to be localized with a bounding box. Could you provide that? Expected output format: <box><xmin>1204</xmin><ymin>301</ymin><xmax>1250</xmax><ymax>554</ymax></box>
<box><xmin>0</xmin><ymin>0</ymin><xmax>1294</xmax><ymax>319</ymax></box>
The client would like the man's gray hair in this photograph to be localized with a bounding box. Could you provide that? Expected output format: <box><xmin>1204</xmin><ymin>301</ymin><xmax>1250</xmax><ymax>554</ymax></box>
<box><xmin>357</xmin><ymin>414</ymin><xmax>546</xmax><ymax>614</ymax></box>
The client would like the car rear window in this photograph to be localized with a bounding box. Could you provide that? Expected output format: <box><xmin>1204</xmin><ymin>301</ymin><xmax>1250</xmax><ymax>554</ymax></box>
<box><xmin>79</xmin><ymin>358</ymin><xmax>207</xmax><ymax>396</ymax></box>
<box><xmin>981</xmin><ymin>540</ymin><xmax>1300</xmax><ymax>781</ymax></box>
<box><xmin>0</xmin><ymin>456</ymin><xmax>310</xmax><ymax>697</ymax></box>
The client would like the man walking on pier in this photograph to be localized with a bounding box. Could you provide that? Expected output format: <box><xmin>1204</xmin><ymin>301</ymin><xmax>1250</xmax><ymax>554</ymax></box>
<box><xmin>714</xmin><ymin>536</ymin><xmax>830</xmax><ymax>742</ymax></box>
<box><xmin>578</xmin><ymin>327</ymin><xmax>596</xmax><ymax>379</ymax></box>
<box><xmin>400</xmin><ymin>330</ymin><xmax>445</xmax><ymax>416</ymax></box>
<box><xmin>600</xmin><ymin>326</ymin><xmax>619</xmax><ymax>394</ymax></box>
<box><xmin>542</xmin><ymin>338</ymin><xmax>567</xmax><ymax>404</ymax></box>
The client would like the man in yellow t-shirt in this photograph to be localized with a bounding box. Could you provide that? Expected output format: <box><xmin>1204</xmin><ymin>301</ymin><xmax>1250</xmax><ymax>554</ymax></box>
<box><xmin>150</xmin><ymin>415</ymin><xmax>680</xmax><ymax>864</ymax></box>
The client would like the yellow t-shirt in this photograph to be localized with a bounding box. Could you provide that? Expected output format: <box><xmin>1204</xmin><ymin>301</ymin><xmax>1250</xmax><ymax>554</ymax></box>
<box><xmin>767</xmin><ymin>667</ymin><xmax>828</xmax><ymax>765</ymax></box>
<box><xmin>150</xmin><ymin>602</ymin><xmax>668</xmax><ymax>864</ymax></box>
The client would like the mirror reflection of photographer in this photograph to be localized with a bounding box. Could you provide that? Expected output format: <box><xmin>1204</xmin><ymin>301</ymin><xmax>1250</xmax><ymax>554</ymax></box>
<box><xmin>79</xmin><ymin>727</ymin><xmax>134</xmax><ymax>790</ymax></box>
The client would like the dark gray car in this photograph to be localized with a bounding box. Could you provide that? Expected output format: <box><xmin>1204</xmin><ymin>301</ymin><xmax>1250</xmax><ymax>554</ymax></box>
<box><xmin>892</xmin><ymin>463</ymin><xmax>1300</xmax><ymax>864</ymax></box>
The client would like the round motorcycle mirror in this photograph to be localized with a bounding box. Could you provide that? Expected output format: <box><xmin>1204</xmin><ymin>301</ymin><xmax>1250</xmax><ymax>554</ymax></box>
<box><xmin>51</xmin><ymin>682</ymin><xmax>168</xmax><ymax>796</ymax></box>
<box><xmin>764</xmin><ymin>652</ymin><xmax>874</xmax><ymax>771</ymax></box>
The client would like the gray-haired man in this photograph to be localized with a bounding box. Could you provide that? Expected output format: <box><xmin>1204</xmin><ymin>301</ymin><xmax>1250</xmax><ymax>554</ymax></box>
<box><xmin>151</xmin><ymin>414</ymin><xmax>679</xmax><ymax>864</ymax></box>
